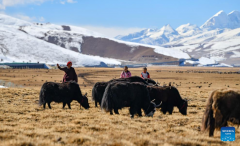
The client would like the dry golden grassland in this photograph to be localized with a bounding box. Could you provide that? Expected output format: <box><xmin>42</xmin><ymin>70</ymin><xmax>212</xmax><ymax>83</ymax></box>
<box><xmin>0</xmin><ymin>67</ymin><xmax>240</xmax><ymax>146</ymax></box>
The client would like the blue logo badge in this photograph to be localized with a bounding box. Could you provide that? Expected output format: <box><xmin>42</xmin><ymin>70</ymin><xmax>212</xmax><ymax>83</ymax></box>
<box><xmin>221</xmin><ymin>127</ymin><xmax>235</xmax><ymax>141</ymax></box>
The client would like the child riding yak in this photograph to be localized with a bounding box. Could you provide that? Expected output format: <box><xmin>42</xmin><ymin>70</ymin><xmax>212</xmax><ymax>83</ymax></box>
<box><xmin>57</xmin><ymin>61</ymin><xmax>78</xmax><ymax>83</ymax></box>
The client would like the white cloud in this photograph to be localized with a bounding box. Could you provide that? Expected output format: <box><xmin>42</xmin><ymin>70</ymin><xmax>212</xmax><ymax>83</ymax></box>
<box><xmin>0</xmin><ymin>0</ymin><xmax>51</xmax><ymax>9</ymax></box>
<box><xmin>67</xmin><ymin>0</ymin><xmax>77</xmax><ymax>3</ymax></box>
<box><xmin>60</xmin><ymin>0</ymin><xmax>77</xmax><ymax>4</ymax></box>
<box><xmin>80</xmin><ymin>25</ymin><xmax>144</xmax><ymax>38</ymax></box>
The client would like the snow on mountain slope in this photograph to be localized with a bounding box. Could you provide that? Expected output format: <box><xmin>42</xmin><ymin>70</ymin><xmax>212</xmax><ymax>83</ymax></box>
<box><xmin>0</xmin><ymin>14</ymin><xmax>190</xmax><ymax>66</ymax></box>
<box><xmin>200</xmin><ymin>10</ymin><xmax>229</xmax><ymax>30</ymax></box>
<box><xmin>21</xmin><ymin>23</ymin><xmax>189</xmax><ymax>59</ymax></box>
<box><xmin>105</xmin><ymin>38</ymin><xmax>190</xmax><ymax>59</ymax></box>
<box><xmin>0</xmin><ymin>14</ymin><xmax>32</xmax><ymax>27</ymax></box>
<box><xmin>167</xmin><ymin>28</ymin><xmax>240</xmax><ymax>65</ymax></box>
<box><xmin>201</xmin><ymin>10</ymin><xmax>240</xmax><ymax>30</ymax></box>
<box><xmin>116</xmin><ymin>25</ymin><xmax>178</xmax><ymax>46</ymax></box>
<box><xmin>20</xmin><ymin>23</ymin><xmax>105</xmax><ymax>53</ymax></box>
<box><xmin>176</xmin><ymin>23</ymin><xmax>202</xmax><ymax>36</ymax></box>
<box><xmin>116</xmin><ymin>10</ymin><xmax>240</xmax><ymax>47</ymax></box>
<box><xmin>113</xmin><ymin>10</ymin><xmax>240</xmax><ymax>65</ymax></box>
<box><xmin>228</xmin><ymin>11</ymin><xmax>240</xmax><ymax>29</ymax></box>
<box><xmin>165</xmin><ymin>28</ymin><xmax>231</xmax><ymax>45</ymax></box>
<box><xmin>0</xmin><ymin>25</ymin><xmax>121</xmax><ymax>66</ymax></box>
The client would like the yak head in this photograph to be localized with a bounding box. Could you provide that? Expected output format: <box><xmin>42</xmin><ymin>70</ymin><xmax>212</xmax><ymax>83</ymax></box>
<box><xmin>145</xmin><ymin>101</ymin><xmax>161</xmax><ymax>117</ymax></box>
<box><xmin>179</xmin><ymin>99</ymin><xmax>188</xmax><ymax>115</ymax></box>
<box><xmin>79</xmin><ymin>93</ymin><xmax>90</xmax><ymax>109</ymax></box>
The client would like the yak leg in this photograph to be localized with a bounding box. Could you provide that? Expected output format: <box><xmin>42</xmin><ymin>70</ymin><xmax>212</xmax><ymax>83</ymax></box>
<box><xmin>67</xmin><ymin>103</ymin><xmax>71</xmax><ymax>109</ymax></box>
<box><xmin>43</xmin><ymin>102</ymin><xmax>46</xmax><ymax>109</ymax></box>
<box><xmin>209</xmin><ymin>109</ymin><xmax>215</xmax><ymax>137</ymax></box>
<box><xmin>129</xmin><ymin>106</ymin><xmax>137</xmax><ymax>118</ymax></box>
<box><xmin>114</xmin><ymin>108</ymin><xmax>119</xmax><ymax>114</ymax></box>
<box><xmin>47</xmin><ymin>102</ymin><xmax>52</xmax><ymax>109</ymax></box>
<box><xmin>209</xmin><ymin>117</ymin><xmax>215</xmax><ymax>137</ymax></box>
<box><xmin>95</xmin><ymin>101</ymin><xmax>98</xmax><ymax>107</ymax></box>
<box><xmin>167</xmin><ymin>104</ymin><xmax>174</xmax><ymax>115</ymax></box>
<box><xmin>110</xmin><ymin>109</ymin><xmax>113</xmax><ymax>115</ymax></box>
<box><xmin>161</xmin><ymin>103</ymin><xmax>167</xmax><ymax>114</ymax></box>
<box><xmin>63</xmin><ymin>102</ymin><xmax>66</xmax><ymax>109</ymax></box>
<box><xmin>137</xmin><ymin>109</ymin><xmax>142</xmax><ymax>117</ymax></box>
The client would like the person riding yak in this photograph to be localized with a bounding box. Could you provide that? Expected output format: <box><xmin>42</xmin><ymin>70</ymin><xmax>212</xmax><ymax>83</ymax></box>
<box><xmin>57</xmin><ymin>61</ymin><xmax>78</xmax><ymax>83</ymax></box>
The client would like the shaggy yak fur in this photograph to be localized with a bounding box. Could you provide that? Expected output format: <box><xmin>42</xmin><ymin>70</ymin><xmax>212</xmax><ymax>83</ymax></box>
<box><xmin>147</xmin><ymin>86</ymin><xmax>188</xmax><ymax>115</ymax></box>
<box><xmin>202</xmin><ymin>89</ymin><xmax>240</xmax><ymax>137</ymax></box>
<box><xmin>101</xmin><ymin>82</ymin><xmax>157</xmax><ymax>118</ymax></box>
<box><xmin>92</xmin><ymin>76</ymin><xmax>157</xmax><ymax>107</ymax></box>
<box><xmin>39</xmin><ymin>82</ymin><xmax>90</xmax><ymax>109</ymax></box>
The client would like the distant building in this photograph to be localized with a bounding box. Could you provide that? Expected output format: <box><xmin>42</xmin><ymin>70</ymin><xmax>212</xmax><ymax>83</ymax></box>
<box><xmin>0</xmin><ymin>63</ymin><xmax>49</xmax><ymax>69</ymax></box>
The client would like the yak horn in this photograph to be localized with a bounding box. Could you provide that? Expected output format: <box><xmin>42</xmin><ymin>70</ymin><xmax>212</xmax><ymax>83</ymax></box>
<box><xmin>155</xmin><ymin>102</ymin><xmax>162</xmax><ymax>108</ymax></box>
<box><xmin>151</xmin><ymin>99</ymin><xmax>155</xmax><ymax>102</ymax></box>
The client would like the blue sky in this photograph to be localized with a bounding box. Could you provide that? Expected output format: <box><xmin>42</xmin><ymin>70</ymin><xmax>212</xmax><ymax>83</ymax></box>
<box><xmin>0</xmin><ymin>0</ymin><xmax>240</xmax><ymax>37</ymax></box>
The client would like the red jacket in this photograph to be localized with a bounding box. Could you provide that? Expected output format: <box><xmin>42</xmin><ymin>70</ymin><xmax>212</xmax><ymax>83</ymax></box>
<box><xmin>58</xmin><ymin>66</ymin><xmax>78</xmax><ymax>83</ymax></box>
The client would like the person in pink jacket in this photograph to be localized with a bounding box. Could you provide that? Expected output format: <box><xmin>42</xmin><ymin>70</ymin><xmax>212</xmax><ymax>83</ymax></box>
<box><xmin>120</xmin><ymin>66</ymin><xmax>132</xmax><ymax>78</ymax></box>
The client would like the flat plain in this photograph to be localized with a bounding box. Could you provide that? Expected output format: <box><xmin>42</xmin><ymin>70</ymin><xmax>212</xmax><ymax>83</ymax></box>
<box><xmin>0</xmin><ymin>66</ymin><xmax>240</xmax><ymax>146</ymax></box>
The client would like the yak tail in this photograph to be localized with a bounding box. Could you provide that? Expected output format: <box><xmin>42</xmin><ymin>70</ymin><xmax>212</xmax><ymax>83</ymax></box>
<box><xmin>101</xmin><ymin>83</ymin><xmax>112</xmax><ymax>112</ymax></box>
<box><xmin>202</xmin><ymin>91</ymin><xmax>215</xmax><ymax>136</ymax></box>
<box><xmin>39</xmin><ymin>85</ymin><xmax>45</xmax><ymax>106</ymax></box>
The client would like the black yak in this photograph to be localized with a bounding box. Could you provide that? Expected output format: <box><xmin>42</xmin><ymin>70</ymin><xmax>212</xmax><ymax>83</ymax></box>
<box><xmin>108</xmin><ymin>76</ymin><xmax>149</xmax><ymax>84</ymax></box>
<box><xmin>92</xmin><ymin>76</ymin><xmax>156</xmax><ymax>107</ymax></box>
<box><xmin>39</xmin><ymin>82</ymin><xmax>90</xmax><ymax>109</ymax></box>
<box><xmin>92</xmin><ymin>82</ymin><xmax>108</xmax><ymax>107</ymax></box>
<box><xmin>144</xmin><ymin>78</ymin><xmax>157</xmax><ymax>85</ymax></box>
<box><xmin>147</xmin><ymin>86</ymin><xmax>188</xmax><ymax>115</ymax></box>
<box><xmin>202</xmin><ymin>89</ymin><xmax>240</xmax><ymax>137</ymax></box>
<box><xmin>101</xmin><ymin>82</ymin><xmax>159</xmax><ymax>118</ymax></box>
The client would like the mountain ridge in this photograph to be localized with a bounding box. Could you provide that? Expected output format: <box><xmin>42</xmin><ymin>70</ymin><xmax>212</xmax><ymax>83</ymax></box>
<box><xmin>116</xmin><ymin>10</ymin><xmax>240</xmax><ymax>46</ymax></box>
<box><xmin>0</xmin><ymin>13</ymin><xmax>190</xmax><ymax>67</ymax></box>
<box><xmin>115</xmin><ymin>10</ymin><xmax>240</xmax><ymax>66</ymax></box>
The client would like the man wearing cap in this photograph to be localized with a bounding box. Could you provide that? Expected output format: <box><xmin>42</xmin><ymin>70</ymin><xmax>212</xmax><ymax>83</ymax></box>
<box><xmin>57</xmin><ymin>61</ymin><xmax>78</xmax><ymax>83</ymax></box>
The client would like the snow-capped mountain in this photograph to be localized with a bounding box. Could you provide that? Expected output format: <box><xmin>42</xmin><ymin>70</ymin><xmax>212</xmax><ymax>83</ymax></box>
<box><xmin>201</xmin><ymin>10</ymin><xmax>240</xmax><ymax>30</ymax></box>
<box><xmin>116</xmin><ymin>24</ymin><xmax>178</xmax><ymax>46</ymax></box>
<box><xmin>0</xmin><ymin>14</ymin><xmax>190</xmax><ymax>67</ymax></box>
<box><xmin>228</xmin><ymin>11</ymin><xmax>240</xmax><ymax>29</ymax></box>
<box><xmin>117</xmin><ymin>10</ymin><xmax>240</xmax><ymax>45</ymax></box>
<box><xmin>201</xmin><ymin>10</ymin><xmax>229</xmax><ymax>30</ymax></box>
<box><xmin>115</xmin><ymin>10</ymin><xmax>240</xmax><ymax>66</ymax></box>
<box><xmin>176</xmin><ymin>23</ymin><xmax>202</xmax><ymax>36</ymax></box>
<box><xmin>0</xmin><ymin>13</ymin><xmax>32</xmax><ymax>26</ymax></box>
